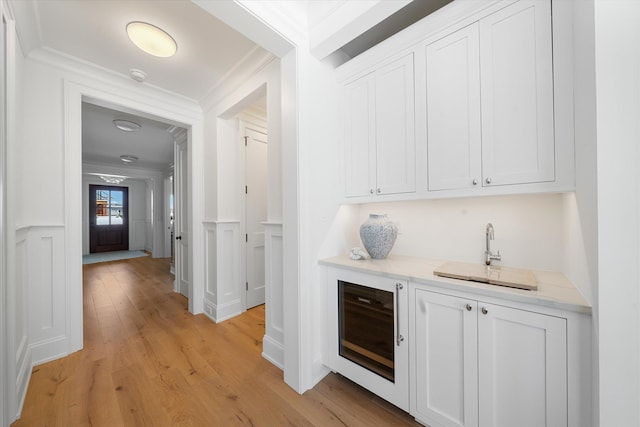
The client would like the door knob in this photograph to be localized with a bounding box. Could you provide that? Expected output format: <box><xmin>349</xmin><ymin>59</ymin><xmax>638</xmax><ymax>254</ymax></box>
<box><xmin>481</xmin><ymin>307</ymin><xmax>488</xmax><ymax>315</ymax></box>
<box><xmin>175</xmin><ymin>236</ymin><xmax>182</xmax><ymax>240</ymax></box>
<box><xmin>466</xmin><ymin>304</ymin><xmax>472</xmax><ymax>311</ymax></box>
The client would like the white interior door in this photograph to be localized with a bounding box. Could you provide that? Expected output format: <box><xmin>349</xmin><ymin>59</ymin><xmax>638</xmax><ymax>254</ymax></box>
<box><xmin>245</xmin><ymin>127</ymin><xmax>267</xmax><ymax>309</ymax></box>
<box><xmin>174</xmin><ymin>136</ymin><xmax>189</xmax><ymax>298</ymax></box>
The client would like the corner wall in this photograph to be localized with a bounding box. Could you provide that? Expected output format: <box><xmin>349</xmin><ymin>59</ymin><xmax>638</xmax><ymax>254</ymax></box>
<box><xmin>594</xmin><ymin>1</ymin><xmax>640</xmax><ymax>425</ymax></box>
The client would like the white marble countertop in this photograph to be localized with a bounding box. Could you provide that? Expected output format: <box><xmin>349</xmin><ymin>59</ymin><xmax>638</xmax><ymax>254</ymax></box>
<box><xmin>319</xmin><ymin>254</ymin><xmax>591</xmax><ymax>315</ymax></box>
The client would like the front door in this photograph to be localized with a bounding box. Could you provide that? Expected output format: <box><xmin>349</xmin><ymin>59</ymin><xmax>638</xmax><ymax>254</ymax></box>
<box><xmin>89</xmin><ymin>185</ymin><xmax>129</xmax><ymax>253</ymax></box>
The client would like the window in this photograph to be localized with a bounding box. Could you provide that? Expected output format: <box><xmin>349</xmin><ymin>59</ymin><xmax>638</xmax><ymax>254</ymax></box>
<box><xmin>95</xmin><ymin>189</ymin><xmax>124</xmax><ymax>226</ymax></box>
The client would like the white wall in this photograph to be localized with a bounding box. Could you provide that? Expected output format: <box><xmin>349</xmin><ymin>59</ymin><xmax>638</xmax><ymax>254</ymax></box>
<box><xmin>81</xmin><ymin>175</ymin><xmax>151</xmax><ymax>255</ymax></box>
<box><xmin>594</xmin><ymin>1</ymin><xmax>640</xmax><ymax>425</ymax></box>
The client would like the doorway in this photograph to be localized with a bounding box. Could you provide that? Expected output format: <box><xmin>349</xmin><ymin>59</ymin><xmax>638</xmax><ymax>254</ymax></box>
<box><xmin>89</xmin><ymin>184</ymin><xmax>129</xmax><ymax>253</ymax></box>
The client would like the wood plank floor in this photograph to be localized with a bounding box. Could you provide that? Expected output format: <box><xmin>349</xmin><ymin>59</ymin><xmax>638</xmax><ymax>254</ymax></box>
<box><xmin>12</xmin><ymin>256</ymin><xmax>420</xmax><ymax>426</ymax></box>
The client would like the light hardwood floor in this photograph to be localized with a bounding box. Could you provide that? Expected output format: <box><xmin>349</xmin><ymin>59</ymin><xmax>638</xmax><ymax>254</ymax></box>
<box><xmin>12</xmin><ymin>256</ymin><xmax>420</xmax><ymax>426</ymax></box>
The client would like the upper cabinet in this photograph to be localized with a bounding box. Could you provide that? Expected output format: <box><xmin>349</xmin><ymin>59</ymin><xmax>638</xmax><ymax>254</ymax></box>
<box><xmin>339</xmin><ymin>0</ymin><xmax>572</xmax><ymax>202</ymax></box>
<box><xmin>425</xmin><ymin>23</ymin><xmax>482</xmax><ymax>191</ymax></box>
<box><xmin>426</xmin><ymin>0</ymin><xmax>553</xmax><ymax>191</ymax></box>
<box><xmin>478</xmin><ymin>0</ymin><xmax>554</xmax><ymax>187</ymax></box>
<box><xmin>344</xmin><ymin>53</ymin><xmax>416</xmax><ymax>198</ymax></box>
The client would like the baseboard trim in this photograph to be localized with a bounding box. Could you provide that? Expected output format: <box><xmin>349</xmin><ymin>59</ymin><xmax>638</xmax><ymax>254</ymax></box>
<box><xmin>262</xmin><ymin>334</ymin><xmax>284</xmax><ymax>370</ymax></box>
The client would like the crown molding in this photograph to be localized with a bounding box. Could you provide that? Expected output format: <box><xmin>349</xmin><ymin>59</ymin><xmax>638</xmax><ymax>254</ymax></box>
<box><xmin>199</xmin><ymin>46</ymin><xmax>275</xmax><ymax>112</ymax></box>
<box><xmin>28</xmin><ymin>47</ymin><xmax>203</xmax><ymax>117</ymax></box>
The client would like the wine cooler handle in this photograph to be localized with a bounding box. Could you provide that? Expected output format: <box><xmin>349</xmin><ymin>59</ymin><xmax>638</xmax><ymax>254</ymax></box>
<box><xmin>396</xmin><ymin>283</ymin><xmax>404</xmax><ymax>346</ymax></box>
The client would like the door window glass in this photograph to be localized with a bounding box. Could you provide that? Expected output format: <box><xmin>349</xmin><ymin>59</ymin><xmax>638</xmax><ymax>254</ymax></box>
<box><xmin>95</xmin><ymin>189</ymin><xmax>124</xmax><ymax>225</ymax></box>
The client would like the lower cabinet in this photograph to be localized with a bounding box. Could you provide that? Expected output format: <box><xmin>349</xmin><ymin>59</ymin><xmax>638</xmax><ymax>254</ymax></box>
<box><xmin>410</xmin><ymin>287</ymin><xmax>568</xmax><ymax>427</ymax></box>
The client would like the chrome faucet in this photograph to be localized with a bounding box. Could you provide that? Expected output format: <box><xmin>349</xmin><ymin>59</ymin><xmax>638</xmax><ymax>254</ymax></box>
<box><xmin>485</xmin><ymin>223</ymin><xmax>501</xmax><ymax>265</ymax></box>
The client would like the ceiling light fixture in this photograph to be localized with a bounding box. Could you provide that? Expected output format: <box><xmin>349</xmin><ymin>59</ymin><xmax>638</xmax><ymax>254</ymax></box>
<box><xmin>113</xmin><ymin>119</ymin><xmax>141</xmax><ymax>132</ymax></box>
<box><xmin>126</xmin><ymin>21</ymin><xmax>177</xmax><ymax>58</ymax></box>
<box><xmin>99</xmin><ymin>174</ymin><xmax>127</xmax><ymax>184</ymax></box>
<box><xmin>120</xmin><ymin>155</ymin><xmax>139</xmax><ymax>164</ymax></box>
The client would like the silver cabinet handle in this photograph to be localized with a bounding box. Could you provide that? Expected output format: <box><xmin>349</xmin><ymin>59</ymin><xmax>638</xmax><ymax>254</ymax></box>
<box><xmin>369</xmin><ymin>189</ymin><xmax>374</xmax><ymax>194</ymax></box>
<box><xmin>466</xmin><ymin>304</ymin><xmax>472</xmax><ymax>311</ymax></box>
<box><xmin>485</xmin><ymin>177</ymin><xmax>492</xmax><ymax>184</ymax></box>
<box><xmin>481</xmin><ymin>307</ymin><xmax>488</xmax><ymax>315</ymax></box>
<box><xmin>396</xmin><ymin>283</ymin><xmax>404</xmax><ymax>346</ymax></box>
<box><xmin>472</xmin><ymin>179</ymin><xmax>478</xmax><ymax>186</ymax></box>
<box><xmin>376</xmin><ymin>188</ymin><xmax>381</xmax><ymax>194</ymax></box>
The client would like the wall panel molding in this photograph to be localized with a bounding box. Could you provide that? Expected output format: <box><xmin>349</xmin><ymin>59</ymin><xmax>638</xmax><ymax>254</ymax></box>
<box><xmin>20</xmin><ymin>226</ymin><xmax>67</xmax><ymax>365</ymax></box>
<box><xmin>203</xmin><ymin>220</ymin><xmax>242</xmax><ymax>322</ymax></box>
<box><xmin>263</xmin><ymin>222</ymin><xmax>283</xmax><ymax>368</ymax></box>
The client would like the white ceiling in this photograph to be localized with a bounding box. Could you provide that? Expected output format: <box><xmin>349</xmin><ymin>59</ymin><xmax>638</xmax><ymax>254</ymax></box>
<box><xmin>19</xmin><ymin>0</ymin><xmax>271</xmax><ymax>172</ymax></box>
<box><xmin>31</xmin><ymin>0</ymin><xmax>267</xmax><ymax>101</ymax></box>
<box><xmin>82</xmin><ymin>102</ymin><xmax>176</xmax><ymax>171</ymax></box>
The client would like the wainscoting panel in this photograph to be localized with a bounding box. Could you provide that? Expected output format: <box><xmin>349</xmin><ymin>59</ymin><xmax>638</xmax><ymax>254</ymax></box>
<box><xmin>24</xmin><ymin>226</ymin><xmax>67</xmax><ymax>365</ymax></box>
<box><xmin>204</xmin><ymin>222</ymin><xmax>217</xmax><ymax>300</ymax></box>
<box><xmin>131</xmin><ymin>219</ymin><xmax>149</xmax><ymax>251</ymax></box>
<box><xmin>13</xmin><ymin>228</ymin><xmax>32</xmax><ymax>418</ymax></box>
<box><xmin>203</xmin><ymin>220</ymin><xmax>242</xmax><ymax>322</ymax></box>
<box><xmin>263</xmin><ymin>222</ymin><xmax>284</xmax><ymax>369</ymax></box>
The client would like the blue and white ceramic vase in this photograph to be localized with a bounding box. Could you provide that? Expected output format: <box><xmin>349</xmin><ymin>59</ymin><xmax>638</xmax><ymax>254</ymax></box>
<box><xmin>359</xmin><ymin>214</ymin><xmax>398</xmax><ymax>259</ymax></box>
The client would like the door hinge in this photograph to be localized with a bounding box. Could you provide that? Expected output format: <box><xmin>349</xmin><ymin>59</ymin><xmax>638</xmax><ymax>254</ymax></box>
<box><xmin>245</xmin><ymin>234</ymin><xmax>248</xmax><ymax>242</ymax></box>
<box><xmin>244</xmin><ymin>136</ymin><xmax>248</xmax><ymax>146</ymax></box>
<box><xmin>246</xmin><ymin>281</ymin><xmax>248</xmax><ymax>291</ymax></box>
<box><xmin>245</xmin><ymin>185</ymin><xmax>248</xmax><ymax>194</ymax></box>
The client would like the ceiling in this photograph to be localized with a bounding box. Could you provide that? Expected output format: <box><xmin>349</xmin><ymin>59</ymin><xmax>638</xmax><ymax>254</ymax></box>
<box><xmin>30</xmin><ymin>0</ymin><xmax>267</xmax><ymax>101</ymax></box>
<box><xmin>82</xmin><ymin>102</ymin><xmax>176</xmax><ymax>171</ymax></box>
<box><xmin>20</xmin><ymin>0</ymin><xmax>271</xmax><ymax>172</ymax></box>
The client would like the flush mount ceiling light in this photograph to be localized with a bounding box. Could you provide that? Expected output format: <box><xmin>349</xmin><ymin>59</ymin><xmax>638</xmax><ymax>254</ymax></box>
<box><xmin>120</xmin><ymin>155</ymin><xmax>139</xmax><ymax>164</ymax></box>
<box><xmin>126</xmin><ymin>21</ymin><xmax>177</xmax><ymax>58</ymax></box>
<box><xmin>113</xmin><ymin>119</ymin><xmax>141</xmax><ymax>132</ymax></box>
<box><xmin>99</xmin><ymin>174</ymin><xmax>127</xmax><ymax>184</ymax></box>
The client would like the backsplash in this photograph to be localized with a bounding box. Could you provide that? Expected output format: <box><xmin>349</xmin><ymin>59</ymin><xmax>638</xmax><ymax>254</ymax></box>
<box><xmin>355</xmin><ymin>193</ymin><xmax>567</xmax><ymax>272</ymax></box>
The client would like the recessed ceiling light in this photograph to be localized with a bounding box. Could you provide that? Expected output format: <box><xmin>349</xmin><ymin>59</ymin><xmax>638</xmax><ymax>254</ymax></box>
<box><xmin>120</xmin><ymin>155</ymin><xmax>139</xmax><ymax>164</ymax></box>
<box><xmin>126</xmin><ymin>21</ymin><xmax>177</xmax><ymax>58</ymax></box>
<box><xmin>113</xmin><ymin>119</ymin><xmax>141</xmax><ymax>132</ymax></box>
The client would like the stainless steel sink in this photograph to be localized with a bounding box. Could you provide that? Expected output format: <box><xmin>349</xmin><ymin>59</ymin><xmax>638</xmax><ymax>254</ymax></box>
<box><xmin>433</xmin><ymin>261</ymin><xmax>537</xmax><ymax>291</ymax></box>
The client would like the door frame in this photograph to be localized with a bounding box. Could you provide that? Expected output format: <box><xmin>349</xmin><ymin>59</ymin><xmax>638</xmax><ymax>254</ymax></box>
<box><xmin>64</xmin><ymin>80</ymin><xmax>205</xmax><ymax>356</ymax></box>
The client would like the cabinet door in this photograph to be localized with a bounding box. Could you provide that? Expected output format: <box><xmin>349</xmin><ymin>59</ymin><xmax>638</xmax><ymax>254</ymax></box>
<box><xmin>412</xmin><ymin>289</ymin><xmax>478</xmax><ymax>427</ymax></box>
<box><xmin>344</xmin><ymin>73</ymin><xmax>376</xmax><ymax>197</ymax></box>
<box><xmin>426</xmin><ymin>23</ymin><xmax>482</xmax><ymax>191</ymax></box>
<box><xmin>479</xmin><ymin>0</ymin><xmax>554</xmax><ymax>186</ymax></box>
<box><xmin>478</xmin><ymin>303</ymin><xmax>567</xmax><ymax>427</ymax></box>
<box><xmin>375</xmin><ymin>53</ymin><xmax>416</xmax><ymax>195</ymax></box>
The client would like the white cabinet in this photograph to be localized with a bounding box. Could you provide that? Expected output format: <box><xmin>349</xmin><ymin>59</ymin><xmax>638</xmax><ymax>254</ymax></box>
<box><xmin>411</xmin><ymin>287</ymin><xmax>567</xmax><ymax>427</ymax></box>
<box><xmin>478</xmin><ymin>301</ymin><xmax>567</xmax><ymax>427</ymax></box>
<box><xmin>425</xmin><ymin>23</ymin><xmax>482</xmax><ymax>191</ymax></box>
<box><xmin>412</xmin><ymin>290</ymin><xmax>478</xmax><ymax>427</ymax></box>
<box><xmin>479</xmin><ymin>0</ymin><xmax>554</xmax><ymax>187</ymax></box>
<box><xmin>425</xmin><ymin>0</ymin><xmax>554</xmax><ymax>192</ymax></box>
<box><xmin>344</xmin><ymin>53</ymin><xmax>416</xmax><ymax>198</ymax></box>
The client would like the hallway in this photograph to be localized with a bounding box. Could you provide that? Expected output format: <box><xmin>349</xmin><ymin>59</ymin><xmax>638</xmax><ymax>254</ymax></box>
<box><xmin>12</xmin><ymin>256</ymin><xmax>418</xmax><ymax>426</ymax></box>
